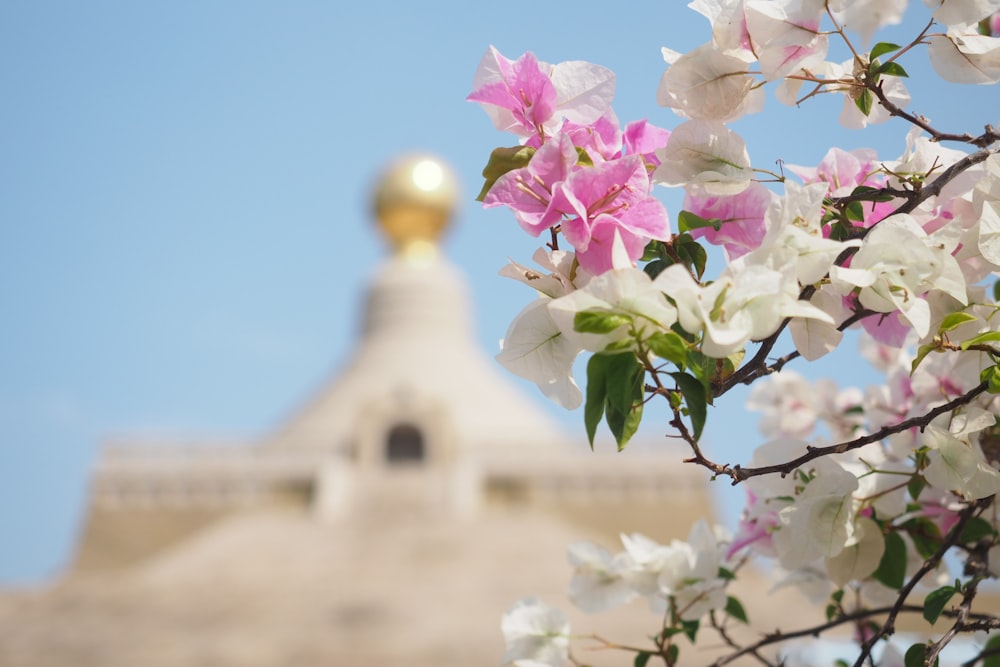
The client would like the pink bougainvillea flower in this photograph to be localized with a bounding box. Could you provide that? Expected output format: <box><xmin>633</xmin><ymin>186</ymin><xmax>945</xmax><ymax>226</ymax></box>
<box><xmin>467</xmin><ymin>47</ymin><xmax>558</xmax><ymax>140</ymax></box>
<box><xmin>787</xmin><ymin>147</ymin><xmax>894</xmax><ymax>230</ymax></box>
<box><xmin>622</xmin><ymin>119</ymin><xmax>671</xmax><ymax>168</ymax></box>
<box><xmin>482</xmin><ymin>133</ymin><xmax>579</xmax><ymax>236</ymax></box>
<box><xmin>684</xmin><ymin>180</ymin><xmax>773</xmax><ymax>259</ymax></box>
<box><xmin>550</xmin><ymin>155</ymin><xmax>669</xmax><ymax>272</ymax></box>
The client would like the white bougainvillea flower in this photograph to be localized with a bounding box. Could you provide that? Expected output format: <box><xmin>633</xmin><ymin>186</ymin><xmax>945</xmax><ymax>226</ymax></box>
<box><xmin>825</xmin><ymin>516</ymin><xmax>885</xmax><ymax>587</ymax></box>
<box><xmin>928</xmin><ymin>28</ymin><xmax>1000</xmax><ymax>84</ymax></box>
<box><xmin>499</xmin><ymin>247</ymin><xmax>589</xmax><ymax>299</ymax></box>
<box><xmin>746</xmin><ymin>0</ymin><xmax>829</xmax><ymax>80</ymax></box>
<box><xmin>772</xmin><ymin>457</ymin><xmax>860</xmax><ymax>570</ymax></box>
<box><xmin>547</xmin><ymin>265</ymin><xmax>678</xmax><ymax>353</ymax></box>
<box><xmin>657</xmin><ymin>521</ymin><xmax>729</xmax><ymax>620</ymax></box>
<box><xmin>922</xmin><ymin>424</ymin><xmax>1000</xmax><ymax>500</ymax></box>
<box><xmin>830</xmin><ymin>214</ymin><xmax>967</xmax><ymax>338</ymax></box>
<box><xmin>500</xmin><ymin>598</ymin><xmax>571</xmax><ymax>667</ymax></box>
<box><xmin>567</xmin><ymin>541</ymin><xmax>636</xmax><ymax>613</ymax></box>
<box><xmin>653</xmin><ymin>120</ymin><xmax>752</xmax><ymax>195</ymax></box>
<box><xmin>925</xmin><ymin>0</ymin><xmax>1000</xmax><ymax>29</ymax></box>
<box><xmin>497</xmin><ymin>298</ymin><xmax>583</xmax><ymax>409</ymax></box>
<box><xmin>828</xmin><ymin>0</ymin><xmax>907</xmax><ymax>46</ymax></box>
<box><xmin>656</xmin><ymin>42</ymin><xmax>761</xmax><ymax>122</ymax></box>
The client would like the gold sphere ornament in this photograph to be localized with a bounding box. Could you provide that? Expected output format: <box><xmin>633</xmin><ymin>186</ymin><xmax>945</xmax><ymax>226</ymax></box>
<box><xmin>372</xmin><ymin>154</ymin><xmax>460</xmax><ymax>257</ymax></box>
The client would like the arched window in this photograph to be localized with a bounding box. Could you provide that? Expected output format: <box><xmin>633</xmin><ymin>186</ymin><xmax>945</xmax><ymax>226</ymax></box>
<box><xmin>385</xmin><ymin>423</ymin><xmax>424</xmax><ymax>464</ymax></box>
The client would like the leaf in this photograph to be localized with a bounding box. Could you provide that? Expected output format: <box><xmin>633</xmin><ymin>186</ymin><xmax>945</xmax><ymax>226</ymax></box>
<box><xmin>584</xmin><ymin>354</ymin><xmax>612</xmax><ymax>447</ymax></box>
<box><xmin>845</xmin><ymin>201</ymin><xmax>865</xmax><ymax>222</ymax></box>
<box><xmin>854</xmin><ymin>89</ymin><xmax>873</xmax><ymax>116</ymax></box>
<box><xmin>605</xmin><ymin>353</ymin><xmax>645</xmax><ymax>451</ymax></box>
<box><xmin>961</xmin><ymin>331</ymin><xmax>1000</xmax><ymax>350</ymax></box>
<box><xmin>904</xmin><ymin>643</ymin><xmax>928</xmax><ymax>667</ymax></box>
<box><xmin>850</xmin><ymin>184</ymin><xmax>897</xmax><ymax>202</ymax></box>
<box><xmin>670</xmin><ymin>371</ymin><xmax>707</xmax><ymax>441</ymax></box>
<box><xmin>675</xmin><ymin>233</ymin><xmax>709</xmax><ymax>280</ymax></box>
<box><xmin>923</xmin><ymin>585</ymin><xmax>957</xmax><ymax>625</ymax></box>
<box><xmin>939</xmin><ymin>311</ymin><xmax>978</xmax><ymax>333</ymax></box>
<box><xmin>907</xmin><ymin>475</ymin><xmax>926</xmax><ymax>502</ymax></box>
<box><xmin>574</xmin><ymin>310</ymin><xmax>632</xmax><ymax>334</ymax></box>
<box><xmin>959</xmin><ymin>516</ymin><xmax>996</xmax><ymax>544</ymax></box>
<box><xmin>902</xmin><ymin>517</ymin><xmax>942</xmax><ymax>559</ymax></box>
<box><xmin>634</xmin><ymin>652</ymin><xmax>652</xmax><ymax>667</ymax></box>
<box><xmin>677</xmin><ymin>210</ymin><xmax>722</xmax><ymax>233</ymax></box>
<box><xmin>982</xmin><ymin>365</ymin><xmax>1000</xmax><ymax>394</ymax></box>
<box><xmin>724</xmin><ymin>596</ymin><xmax>749</xmax><ymax>624</ymax></box>
<box><xmin>681</xmin><ymin>618</ymin><xmax>699</xmax><ymax>642</ymax></box>
<box><xmin>878</xmin><ymin>61</ymin><xmax>909</xmax><ymax>78</ymax></box>
<box><xmin>870</xmin><ymin>42</ymin><xmax>902</xmax><ymax>60</ymax></box>
<box><xmin>646</xmin><ymin>331</ymin><xmax>688</xmax><ymax>366</ymax></box>
<box><xmin>911</xmin><ymin>342</ymin><xmax>939</xmax><ymax>375</ymax></box>
<box><xmin>475</xmin><ymin>146</ymin><xmax>535</xmax><ymax>201</ymax></box>
<box><xmin>983</xmin><ymin>634</ymin><xmax>1000</xmax><ymax>667</ymax></box>
<box><xmin>994</xmin><ymin>279</ymin><xmax>1000</xmax><ymax>303</ymax></box>
<box><xmin>872</xmin><ymin>530</ymin><xmax>907</xmax><ymax>590</ymax></box>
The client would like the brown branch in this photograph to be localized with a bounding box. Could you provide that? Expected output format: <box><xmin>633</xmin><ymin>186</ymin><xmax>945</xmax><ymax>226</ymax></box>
<box><xmin>851</xmin><ymin>497</ymin><xmax>994</xmax><ymax>667</ymax></box>
<box><xmin>870</xmin><ymin>81</ymin><xmax>1000</xmax><ymax>148</ymax></box>
<box><xmin>726</xmin><ymin>381</ymin><xmax>990</xmax><ymax>483</ymax></box>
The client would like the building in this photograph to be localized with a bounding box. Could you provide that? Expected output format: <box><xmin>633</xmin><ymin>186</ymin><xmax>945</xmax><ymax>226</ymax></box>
<box><xmin>0</xmin><ymin>155</ymin><xmax>784</xmax><ymax>667</ymax></box>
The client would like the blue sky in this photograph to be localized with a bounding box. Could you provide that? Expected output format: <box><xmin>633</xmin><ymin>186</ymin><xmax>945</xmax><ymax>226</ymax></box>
<box><xmin>1</xmin><ymin>1</ymin><xmax>995</xmax><ymax>584</ymax></box>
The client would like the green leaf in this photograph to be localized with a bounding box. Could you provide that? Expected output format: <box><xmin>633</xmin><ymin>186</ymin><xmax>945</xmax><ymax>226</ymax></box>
<box><xmin>911</xmin><ymin>343</ymin><xmax>939</xmax><ymax>375</ymax></box>
<box><xmin>676</xmin><ymin>234</ymin><xmax>709</xmax><ymax>280</ymax></box>
<box><xmin>961</xmin><ymin>331</ymin><xmax>1000</xmax><ymax>350</ymax></box>
<box><xmin>850</xmin><ymin>184</ymin><xmax>897</xmax><ymax>203</ymax></box>
<box><xmin>870</xmin><ymin>41</ymin><xmax>902</xmax><ymax>60</ymax></box>
<box><xmin>574</xmin><ymin>310</ymin><xmax>632</xmax><ymax>334</ymax></box>
<box><xmin>670</xmin><ymin>371</ymin><xmax>707</xmax><ymax>441</ymax></box>
<box><xmin>643</xmin><ymin>258</ymin><xmax>668</xmax><ymax>280</ymax></box>
<box><xmin>902</xmin><ymin>517</ymin><xmax>942</xmax><ymax>559</ymax></box>
<box><xmin>907</xmin><ymin>475</ymin><xmax>926</xmax><ymax>502</ymax></box>
<box><xmin>878</xmin><ymin>61</ymin><xmax>909</xmax><ymax>78</ymax></box>
<box><xmin>854</xmin><ymin>89</ymin><xmax>873</xmax><ymax>116</ymax></box>
<box><xmin>873</xmin><ymin>530</ymin><xmax>907</xmax><ymax>590</ymax></box>
<box><xmin>939</xmin><ymin>311</ymin><xmax>978</xmax><ymax>333</ymax></box>
<box><xmin>475</xmin><ymin>146</ymin><xmax>536</xmax><ymax>201</ymax></box>
<box><xmin>681</xmin><ymin>618</ymin><xmax>699</xmax><ymax>642</ymax></box>
<box><xmin>959</xmin><ymin>516</ymin><xmax>996</xmax><ymax>544</ymax></box>
<box><xmin>993</xmin><ymin>279</ymin><xmax>1000</xmax><ymax>303</ymax></box>
<box><xmin>724</xmin><ymin>596</ymin><xmax>749</xmax><ymax>624</ymax></box>
<box><xmin>641</xmin><ymin>240</ymin><xmax>667</xmax><ymax>262</ymax></box>
<box><xmin>647</xmin><ymin>331</ymin><xmax>688</xmax><ymax>366</ymax></box>
<box><xmin>677</xmin><ymin>210</ymin><xmax>722</xmax><ymax>233</ymax></box>
<box><xmin>584</xmin><ymin>354</ymin><xmax>612</xmax><ymax>447</ymax></box>
<box><xmin>605</xmin><ymin>353</ymin><xmax>645</xmax><ymax>451</ymax></box>
<box><xmin>983</xmin><ymin>634</ymin><xmax>1000</xmax><ymax>667</ymax></box>
<box><xmin>634</xmin><ymin>652</ymin><xmax>652</xmax><ymax>667</ymax></box>
<box><xmin>904</xmin><ymin>643</ymin><xmax>928</xmax><ymax>667</ymax></box>
<box><xmin>666</xmin><ymin>644</ymin><xmax>680</xmax><ymax>665</ymax></box>
<box><xmin>845</xmin><ymin>201</ymin><xmax>865</xmax><ymax>222</ymax></box>
<box><xmin>923</xmin><ymin>585</ymin><xmax>957</xmax><ymax>625</ymax></box>
<box><xmin>982</xmin><ymin>366</ymin><xmax>1000</xmax><ymax>394</ymax></box>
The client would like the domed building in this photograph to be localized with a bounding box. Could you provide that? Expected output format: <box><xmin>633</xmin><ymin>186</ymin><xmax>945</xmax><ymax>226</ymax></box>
<box><xmin>0</xmin><ymin>155</ymin><xmax>733</xmax><ymax>667</ymax></box>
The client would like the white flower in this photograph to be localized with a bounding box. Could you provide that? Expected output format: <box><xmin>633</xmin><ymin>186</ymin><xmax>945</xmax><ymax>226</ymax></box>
<box><xmin>567</xmin><ymin>541</ymin><xmax>636</xmax><ymax>612</ymax></box>
<box><xmin>922</xmin><ymin>425</ymin><xmax>1000</xmax><ymax>500</ymax></box>
<box><xmin>653</xmin><ymin>120</ymin><xmax>752</xmax><ymax>195</ymax></box>
<box><xmin>928</xmin><ymin>28</ymin><xmax>1000</xmax><ymax>84</ymax></box>
<box><xmin>497</xmin><ymin>299</ymin><xmax>583</xmax><ymax>409</ymax></box>
<box><xmin>656</xmin><ymin>42</ymin><xmax>761</xmax><ymax>122</ymax></box>
<box><xmin>500</xmin><ymin>598</ymin><xmax>571</xmax><ymax>667</ymax></box>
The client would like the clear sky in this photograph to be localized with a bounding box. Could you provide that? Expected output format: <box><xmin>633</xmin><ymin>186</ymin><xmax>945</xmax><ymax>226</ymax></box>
<box><xmin>1</xmin><ymin>1</ymin><xmax>995</xmax><ymax>585</ymax></box>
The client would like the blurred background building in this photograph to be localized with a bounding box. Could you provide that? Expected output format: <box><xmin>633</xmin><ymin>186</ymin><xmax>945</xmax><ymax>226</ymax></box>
<box><xmin>0</xmin><ymin>156</ymin><xmax>724</xmax><ymax>667</ymax></box>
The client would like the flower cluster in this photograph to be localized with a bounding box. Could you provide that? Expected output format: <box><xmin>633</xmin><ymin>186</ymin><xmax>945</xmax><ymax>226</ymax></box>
<box><xmin>474</xmin><ymin>2</ymin><xmax>1000</xmax><ymax>666</ymax></box>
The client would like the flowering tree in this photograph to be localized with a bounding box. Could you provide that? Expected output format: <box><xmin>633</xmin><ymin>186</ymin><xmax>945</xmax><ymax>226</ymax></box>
<box><xmin>469</xmin><ymin>2</ymin><xmax>1000</xmax><ymax>666</ymax></box>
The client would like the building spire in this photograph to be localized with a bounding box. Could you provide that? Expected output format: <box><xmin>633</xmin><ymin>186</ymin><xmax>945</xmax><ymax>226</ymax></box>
<box><xmin>372</xmin><ymin>154</ymin><xmax>458</xmax><ymax>261</ymax></box>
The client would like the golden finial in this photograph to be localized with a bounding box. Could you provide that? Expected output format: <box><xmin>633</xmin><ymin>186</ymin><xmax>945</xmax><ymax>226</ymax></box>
<box><xmin>373</xmin><ymin>154</ymin><xmax>459</xmax><ymax>259</ymax></box>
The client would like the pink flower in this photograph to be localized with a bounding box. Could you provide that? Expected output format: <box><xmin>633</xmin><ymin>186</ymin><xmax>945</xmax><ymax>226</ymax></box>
<box><xmin>684</xmin><ymin>181</ymin><xmax>773</xmax><ymax>260</ymax></box>
<box><xmin>551</xmin><ymin>155</ymin><xmax>669</xmax><ymax>272</ymax></box>
<box><xmin>467</xmin><ymin>47</ymin><xmax>557</xmax><ymax>142</ymax></box>
<box><xmin>788</xmin><ymin>147</ymin><xmax>895</xmax><ymax>230</ymax></box>
<box><xmin>482</xmin><ymin>133</ymin><xmax>578</xmax><ymax>236</ymax></box>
